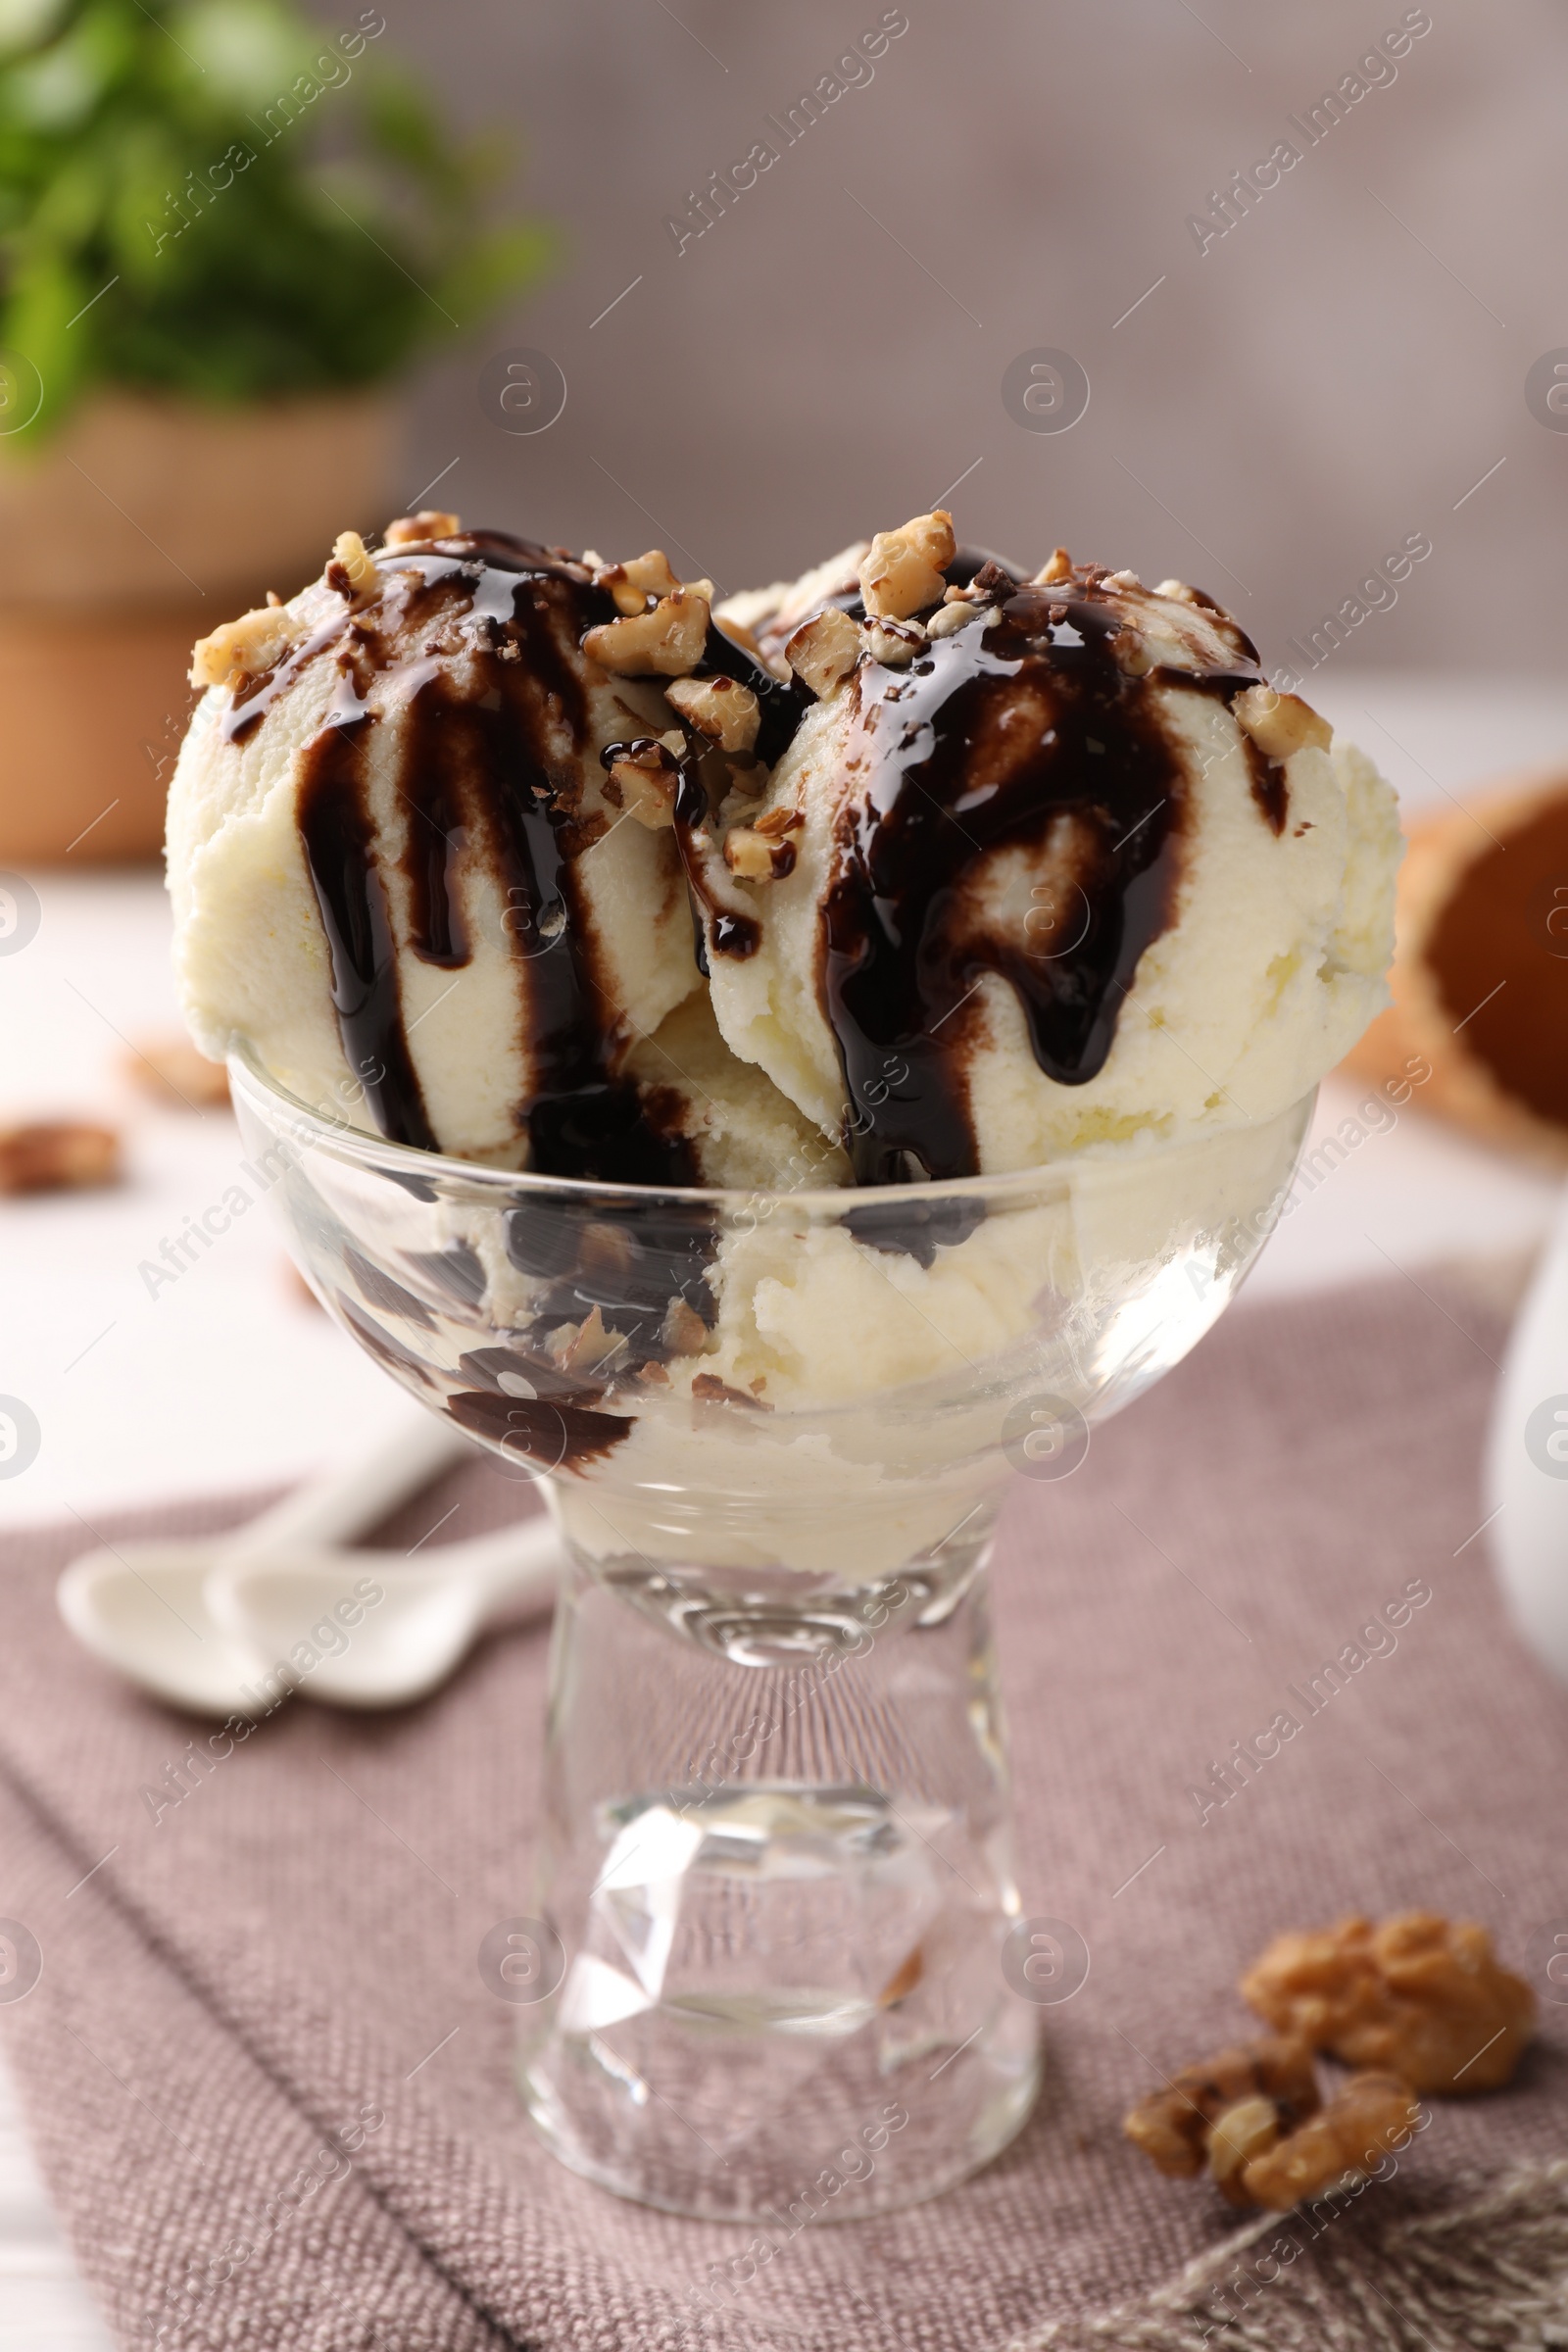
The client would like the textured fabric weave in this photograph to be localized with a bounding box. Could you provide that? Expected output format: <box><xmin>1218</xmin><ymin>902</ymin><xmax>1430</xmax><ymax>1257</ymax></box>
<box><xmin>1</xmin><ymin>1273</ymin><xmax>1565</xmax><ymax>2350</ymax></box>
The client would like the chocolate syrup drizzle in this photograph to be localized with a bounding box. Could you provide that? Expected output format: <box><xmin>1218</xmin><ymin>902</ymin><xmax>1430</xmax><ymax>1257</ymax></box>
<box><xmin>296</xmin><ymin>698</ymin><xmax>439</xmax><ymax>1153</ymax></box>
<box><xmin>259</xmin><ymin>532</ymin><xmax>1279</xmax><ymax>1227</ymax></box>
<box><xmin>1244</xmin><ymin>740</ymin><xmax>1290</xmax><ymax>836</ymax></box>
<box><xmin>283</xmin><ymin>531</ymin><xmax>699</xmax><ymax>1188</ymax></box>
<box><xmin>813</xmin><ymin>573</ymin><xmax>1272</xmax><ymax>1183</ymax></box>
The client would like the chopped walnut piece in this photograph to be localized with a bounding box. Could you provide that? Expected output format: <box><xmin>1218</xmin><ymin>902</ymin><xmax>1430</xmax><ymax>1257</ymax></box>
<box><xmin>859</xmin><ymin>509</ymin><xmax>956</xmax><ymax>620</ymax></box>
<box><xmin>1033</xmin><ymin>547</ymin><xmax>1074</xmax><ymax>587</ymax></box>
<box><xmin>553</xmin><ymin>1305</ymin><xmax>625</xmax><ymax>1381</ymax></box>
<box><xmin>330</xmin><ymin>530</ymin><xmax>377</xmax><ymax>595</ymax></box>
<box><xmin>662</xmin><ymin>1297</ymin><xmax>708</xmax><ymax>1357</ymax></box>
<box><xmin>752</xmin><ymin>803</ymin><xmax>803</xmax><ymax>839</ymax></box>
<box><xmin>878</xmin><ymin>1945</ymin><xmax>924</xmax><ymax>2007</ymax></box>
<box><xmin>578</xmin><ymin>1219</ymin><xmax>634</xmax><ymax>1280</ymax></box>
<box><xmin>0</xmin><ymin>1120</ymin><xmax>121</xmax><ymax>1196</ymax></box>
<box><xmin>666</xmin><ymin>673</ymin><xmax>761</xmax><ymax>754</ymax></box>
<box><xmin>124</xmin><ymin>1036</ymin><xmax>229</xmax><ymax>1108</ymax></box>
<box><xmin>584</xmin><ymin>588</ymin><xmax>710</xmax><ymax>677</ymax></box>
<box><xmin>1123</xmin><ymin>2036</ymin><xmax>1320</xmax><ymax>2180</ymax></box>
<box><xmin>1241</xmin><ymin>2073</ymin><xmax>1421</xmax><ymax>2211</ymax></box>
<box><xmin>383</xmin><ymin>511</ymin><xmax>462</xmax><ymax>546</ymax></box>
<box><xmin>1241</xmin><ymin>1912</ymin><xmax>1536</xmax><ymax>2093</ymax></box>
<box><xmin>691</xmin><ymin>1370</ymin><xmax>767</xmax><ymax>1408</ymax></box>
<box><xmin>926</xmin><ymin>599</ymin><xmax>988</xmax><ymax>640</ymax></box>
<box><xmin>189</xmin><ymin>605</ymin><xmax>300</xmax><ymax>691</ymax></box>
<box><xmin>605</xmin><ymin>739</ymin><xmax>679</xmax><ymax>831</ymax></box>
<box><xmin>863</xmin><ymin>618</ymin><xmax>923</xmax><ymax>666</ymax></box>
<box><xmin>610</xmin><ymin>758</ymin><xmax>677</xmax><ymax>830</ymax></box>
<box><xmin>724</xmin><ymin>826</ymin><xmax>795</xmax><ymax>881</ymax></box>
<box><xmin>1153</xmin><ymin>577</ymin><xmax>1200</xmax><ymax>603</ymax></box>
<box><xmin>1233</xmin><ymin>683</ymin><xmax>1333</xmax><ymax>760</ymax></box>
<box><xmin>596</xmin><ymin>550</ymin><xmax>682</xmax><ymax>614</ymax></box>
<box><xmin>784</xmin><ymin>605</ymin><xmax>861</xmax><ymax>698</ymax></box>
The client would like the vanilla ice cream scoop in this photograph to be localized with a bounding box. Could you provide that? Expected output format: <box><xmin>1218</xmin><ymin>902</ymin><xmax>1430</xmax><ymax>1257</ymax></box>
<box><xmin>696</xmin><ymin>519</ymin><xmax>1400</xmax><ymax>1179</ymax></box>
<box><xmin>170</xmin><ymin>505</ymin><xmax>1398</xmax><ymax>1200</ymax></box>
<box><xmin>168</xmin><ymin>517</ymin><xmax>719</xmax><ymax>1179</ymax></box>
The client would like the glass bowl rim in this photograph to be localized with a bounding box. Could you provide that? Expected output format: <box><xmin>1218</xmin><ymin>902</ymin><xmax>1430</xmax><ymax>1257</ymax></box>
<box><xmin>227</xmin><ymin>1039</ymin><xmax>1316</xmax><ymax>1215</ymax></box>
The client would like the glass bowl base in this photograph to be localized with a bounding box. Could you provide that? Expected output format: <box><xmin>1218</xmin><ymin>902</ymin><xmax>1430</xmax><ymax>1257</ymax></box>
<box><xmin>515</xmin><ymin>1552</ymin><xmax>1042</xmax><ymax>2220</ymax></box>
<box><xmin>519</xmin><ymin>1922</ymin><xmax>1042</xmax><ymax>2223</ymax></box>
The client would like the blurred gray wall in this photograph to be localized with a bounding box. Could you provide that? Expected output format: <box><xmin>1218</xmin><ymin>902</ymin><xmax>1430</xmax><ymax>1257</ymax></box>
<box><xmin>370</xmin><ymin>0</ymin><xmax>1567</xmax><ymax>676</ymax></box>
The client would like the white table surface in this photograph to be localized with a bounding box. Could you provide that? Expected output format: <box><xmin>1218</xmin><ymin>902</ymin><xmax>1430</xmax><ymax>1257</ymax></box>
<box><xmin>1</xmin><ymin>671</ymin><xmax>1564</xmax><ymax>2344</ymax></box>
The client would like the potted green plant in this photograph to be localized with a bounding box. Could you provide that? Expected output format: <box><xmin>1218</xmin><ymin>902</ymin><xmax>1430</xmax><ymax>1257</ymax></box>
<box><xmin>0</xmin><ymin>0</ymin><xmax>549</xmax><ymax>858</ymax></box>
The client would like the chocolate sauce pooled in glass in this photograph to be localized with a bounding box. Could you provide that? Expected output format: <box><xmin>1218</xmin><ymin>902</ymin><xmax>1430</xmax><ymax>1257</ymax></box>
<box><xmin>820</xmin><ymin>572</ymin><xmax>1269</xmax><ymax>1184</ymax></box>
<box><xmin>288</xmin><ymin>530</ymin><xmax>698</xmax><ymax>1185</ymax></box>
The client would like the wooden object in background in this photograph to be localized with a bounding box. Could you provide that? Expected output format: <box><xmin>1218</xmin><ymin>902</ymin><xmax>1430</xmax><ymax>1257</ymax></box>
<box><xmin>0</xmin><ymin>390</ymin><xmax>399</xmax><ymax>863</ymax></box>
<box><xmin>1346</xmin><ymin>764</ymin><xmax>1568</xmax><ymax>1168</ymax></box>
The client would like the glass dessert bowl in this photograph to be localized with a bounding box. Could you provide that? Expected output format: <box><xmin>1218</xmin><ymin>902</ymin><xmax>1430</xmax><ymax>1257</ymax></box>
<box><xmin>230</xmin><ymin>1043</ymin><xmax>1312</xmax><ymax>2221</ymax></box>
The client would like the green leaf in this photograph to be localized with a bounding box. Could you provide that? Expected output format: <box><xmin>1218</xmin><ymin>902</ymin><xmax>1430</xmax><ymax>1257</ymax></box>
<box><xmin>6</xmin><ymin>37</ymin><xmax>102</xmax><ymax>130</ymax></box>
<box><xmin>0</xmin><ymin>0</ymin><xmax>68</xmax><ymax>63</ymax></box>
<box><xmin>0</xmin><ymin>0</ymin><xmax>553</xmax><ymax>432</ymax></box>
<box><xmin>178</xmin><ymin>0</ymin><xmax>305</xmax><ymax>103</ymax></box>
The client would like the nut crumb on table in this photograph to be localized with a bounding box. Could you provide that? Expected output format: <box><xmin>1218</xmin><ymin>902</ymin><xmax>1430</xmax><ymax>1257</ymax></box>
<box><xmin>123</xmin><ymin>1035</ymin><xmax>230</xmax><ymax>1108</ymax></box>
<box><xmin>0</xmin><ymin>1121</ymin><xmax>121</xmax><ymax>1196</ymax></box>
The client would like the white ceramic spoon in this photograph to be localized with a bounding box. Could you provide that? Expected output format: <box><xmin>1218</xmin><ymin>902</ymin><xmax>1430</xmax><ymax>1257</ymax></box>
<box><xmin>1486</xmin><ymin>1177</ymin><xmax>1568</xmax><ymax>1686</ymax></box>
<box><xmin>207</xmin><ymin>1514</ymin><xmax>561</xmax><ymax>1709</ymax></box>
<box><xmin>57</xmin><ymin>1411</ymin><xmax>562</xmax><ymax>1714</ymax></box>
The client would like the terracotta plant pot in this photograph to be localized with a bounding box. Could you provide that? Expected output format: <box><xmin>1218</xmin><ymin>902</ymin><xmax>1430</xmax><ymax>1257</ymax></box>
<box><xmin>0</xmin><ymin>388</ymin><xmax>401</xmax><ymax>863</ymax></box>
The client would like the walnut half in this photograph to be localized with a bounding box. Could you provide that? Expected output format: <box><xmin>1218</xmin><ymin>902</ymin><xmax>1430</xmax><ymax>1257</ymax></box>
<box><xmin>1124</xmin><ymin>2037</ymin><xmax>1420</xmax><ymax>2212</ymax></box>
<box><xmin>1241</xmin><ymin>1911</ymin><xmax>1536</xmax><ymax>2093</ymax></box>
